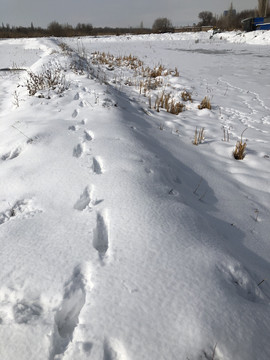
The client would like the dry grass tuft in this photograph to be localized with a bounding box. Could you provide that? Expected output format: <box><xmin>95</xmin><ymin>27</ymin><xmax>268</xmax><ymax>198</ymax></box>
<box><xmin>168</xmin><ymin>100</ymin><xmax>185</xmax><ymax>115</ymax></box>
<box><xmin>154</xmin><ymin>92</ymin><xmax>185</xmax><ymax>115</ymax></box>
<box><xmin>233</xmin><ymin>129</ymin><xmax>248</xmax><ymax>160</ymax></box>
<box><xmin>198</xmin><ymin>96</ymin><xmax>211</xmax><ymax>110</ymax></box>
<box><xmin>149</xmin><ymin>64</ymin><xmax>165</xmax><ymax>78</ymax></box>
<box><xmin>181</xmin><ymin>90</ymin><xmax>193</xmax><ymax>102</ymax></box>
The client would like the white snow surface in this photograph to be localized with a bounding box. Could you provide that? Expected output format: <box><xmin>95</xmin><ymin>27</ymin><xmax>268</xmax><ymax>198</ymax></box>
<box><xmin>0</xmin><ymin>31</ymin><xmax>270</xmax><ymax>360</ymax></box>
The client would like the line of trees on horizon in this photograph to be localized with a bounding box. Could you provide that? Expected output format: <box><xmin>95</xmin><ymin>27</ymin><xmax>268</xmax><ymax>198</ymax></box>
<box><xmin>0</xmin><ymin>21</ymin><xmax>153</xmax><ymax>39</ymax></box>
<box><xmin>1</xmin><ymin>1</ymin><xmax>269</xmax><ymax>39</ymax></box>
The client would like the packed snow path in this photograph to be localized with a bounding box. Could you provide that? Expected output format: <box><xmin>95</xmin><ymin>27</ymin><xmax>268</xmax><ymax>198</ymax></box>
<box><xmin>0</xmin><ymin>32</ymin><xmax>270</xmax><ymax>360</ymax></box>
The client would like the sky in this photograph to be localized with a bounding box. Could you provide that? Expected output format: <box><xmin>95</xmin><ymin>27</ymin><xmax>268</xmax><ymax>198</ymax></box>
<box><xmin>0</xmin><ymin>0</ymin><xmax>259</xmax><ymax>28</ymax></box>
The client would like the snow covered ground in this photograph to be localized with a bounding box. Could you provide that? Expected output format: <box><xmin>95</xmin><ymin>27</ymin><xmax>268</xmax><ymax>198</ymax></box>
<box><xmin>0</xmin><ymin>30</ymin><xmax>269</xmax><ymax>360</ymax></box>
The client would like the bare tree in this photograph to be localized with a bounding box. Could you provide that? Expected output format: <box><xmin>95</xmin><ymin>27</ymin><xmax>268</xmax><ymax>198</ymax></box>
<box><xmin>152</xmin><ymin>18</ymin><xmax>173</xmax><ymax>33</ymax></box>
<box><xmin>198</xmin><ymin>11</ymin><xmax>215</xmax><ymax>26</ymax></box>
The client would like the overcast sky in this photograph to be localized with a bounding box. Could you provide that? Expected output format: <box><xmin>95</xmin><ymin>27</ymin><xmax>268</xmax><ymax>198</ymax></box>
<box><xmin>1</xmin><ymin>0</ymin><xmax>258</xmax><ymax>28</ymax></box>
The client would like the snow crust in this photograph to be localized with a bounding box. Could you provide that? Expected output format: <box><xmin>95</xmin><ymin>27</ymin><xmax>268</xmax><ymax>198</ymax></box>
<box><xmin>0</xmin><ymin>31</ymin><xmax>270</xmax><ymax>360</ymax></box>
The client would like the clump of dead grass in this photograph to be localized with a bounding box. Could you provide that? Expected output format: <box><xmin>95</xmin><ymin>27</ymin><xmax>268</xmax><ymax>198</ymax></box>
<box><xmin>198</xmin><ymin>96</ymin><xmax>211</xmax><ymax>110</ymax></box>
<box><xmin>181</xmin><ymin>90</ymin><xmax>193</xmax><ymax>102</ymax></box>
<box><xmin>26</xmin><ymin>64</ymin><xmax>69</xmax><ymax>96</ymax></box>
<box><xmin>154</xmin><ymin>91</ymin><xmax>185</xmax><ymax>115</ymax></box>
<box><xmin>233</xmin><ymin>128</ymin><xmax>247</xmax><ymax>160</ymax></box>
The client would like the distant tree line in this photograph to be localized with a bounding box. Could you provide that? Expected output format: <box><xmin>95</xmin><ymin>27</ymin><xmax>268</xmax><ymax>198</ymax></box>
<box><xmin>1</xmin><ymin>0</ymin><xmax>269</xmax><ymax>39</ymax></box>
<box><xmin>0</xmin><ymin>21</ymin><xmax>152</xmax><ymax>39</ymax></box>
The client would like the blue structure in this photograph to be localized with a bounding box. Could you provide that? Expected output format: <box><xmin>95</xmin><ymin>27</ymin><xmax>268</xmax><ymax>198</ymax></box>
<box><xmin>242</xmin><ymin>17</ymin><xmax>270</xmax><ymax>31</ymax></box>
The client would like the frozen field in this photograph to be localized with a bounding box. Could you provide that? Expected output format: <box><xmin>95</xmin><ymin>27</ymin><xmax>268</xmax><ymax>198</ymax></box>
<box><xmin>0</xmin><ymin>31</ymin><xmax>270</xmax><ymax>360</ymax></box>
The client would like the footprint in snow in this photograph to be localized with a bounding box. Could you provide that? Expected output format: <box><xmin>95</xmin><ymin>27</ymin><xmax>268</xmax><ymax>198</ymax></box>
<box><xmin>92</xmin><ymin>157</ymin><xmax>103</xmax><ymax>174</ymax></box>
<box><xmin>13</xmin><ymin>300</ymin><xmax>43</xmax><ymax>324</ymax></box>
<box><xmin>74</xmin><ymin>186</ymin><xmax>103</xmax><ymax>211</ymax></box>
<box><xmin>1</xmin><ymin>146</ymin><xmax>23</xmax><ymax>161</ymax></box>
<box><xmin>49</xmin><ymin>264</ymin><xmax>92</xmax><ymax>360</ymax></box>
<box><xmin>68</xmin><ymin>125</ymin><xmax>80</xmax><ymax>132</ymax></box>
<box><xmin>73</xmin><ymin>143</ymin><xmax>85</xmax><ymax>158</ymax></box>
<box><xmin>79</xmin><ymin>100</ymin><xmax>88</xmax><ymax>107</ymax></box>
<box><xmin>217</xmin><ymin>262</ymin><xmax>266</xmax><ymax>303</ymax></box>
<box><xmin>0</xmin><ymin>199</ymin><xmax>41</xmax><ymax>226</ymax></box>
<box><xmin>84</xmin><ymin>130</ymin><xmax>94</xmax><ymax>141</ymax></box>
<box><xmin>73</xmin><ymin>92</ymin><xmax>81</xmax><ymax>100</ymax></box>
<box><xmin>74</xmin><ymin>186</ymin><xmax>92</xmax><ymax>211</ymax></box>
<box><xmin>93</xmin><ymin>211</ymin><xmax>109</xmax><ymax>261</ymax></box>
<box><xmin>72</xmin><ymin>109</ymin><xmax>79</xmax><ymax>118</ymax></box>
<box><xmin>103</xmin><ymin>337</ymin><xmax>129</xmax><ymax>360</ymax></box>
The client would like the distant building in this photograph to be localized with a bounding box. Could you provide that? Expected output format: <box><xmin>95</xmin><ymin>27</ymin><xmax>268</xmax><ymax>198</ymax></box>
<box><xmin>242</xmin><ymin>16</ymin><xmax>270</xmax><ymax>31</ymax></box>
<box><xmin>223</xmin><ymin>9</ymin><xmax>236</xmax><ymax>17</ymax></box>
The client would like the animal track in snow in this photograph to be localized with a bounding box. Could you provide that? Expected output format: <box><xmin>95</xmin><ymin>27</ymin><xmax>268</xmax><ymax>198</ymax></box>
<box><xmin>217</xmin><ymin>262</ymin><xmax>266</xmax><ymax>303</ymax></box>
<box><xmin>73</xmin><ymin>143</ymin><xmax>85</xmax><ymax>158</ymax></box>
<box><xmin>1</xmin><ymin>146</ymin><xmax>23</xmax><ymax>161</ymax></box>
<box><xmin>72</xmin><ymin>109</ymin><xmax>79</xmax><ymax>118</ymax></box>
<box><xmin>103</xmin><ymin>337</ymin><xmax>129</xmax><ymax>360</ymax></box>
<box><xmin>92</xmin><ymin>157</ymin><xmax>103</xmax><ymax>174</ymax></box>
<box><xmin>0</xmin><ymin>199</ymin><xmax>41</xmax><ymax>225</ymax></box>
<box><xmin>50</xmin><ymin>265</ymin><xmax>88</xmax><ymax>359</ymax></box>
<box><xmin>93</xmin><ymin>211</ymin><xmax>109</xmax><ymax>260</ymax></box>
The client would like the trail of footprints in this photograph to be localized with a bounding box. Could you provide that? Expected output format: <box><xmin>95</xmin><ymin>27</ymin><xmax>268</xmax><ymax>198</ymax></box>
<box><xmin>71</xmin><ymin>90</ymin><xmax>109</xmax><ymax>261</ymax></box>
<box><xmin>0</xmin><ymin>88</ymin><xmax>123</xmax><ymax>359</ymax></box>
<box><xmin>50</xmin><ymin>89</ymin><xmax>115</xmax><ymax>359</ymax></box>
<box><xmin>71</xmin><ymin>90</ymin><xmax>110</xmax><ymax>261</ymax></box>
<box><xmin>0</xmin><ymin>89</ymin><xmax>123</xmax><ymax>360</ymax></box>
